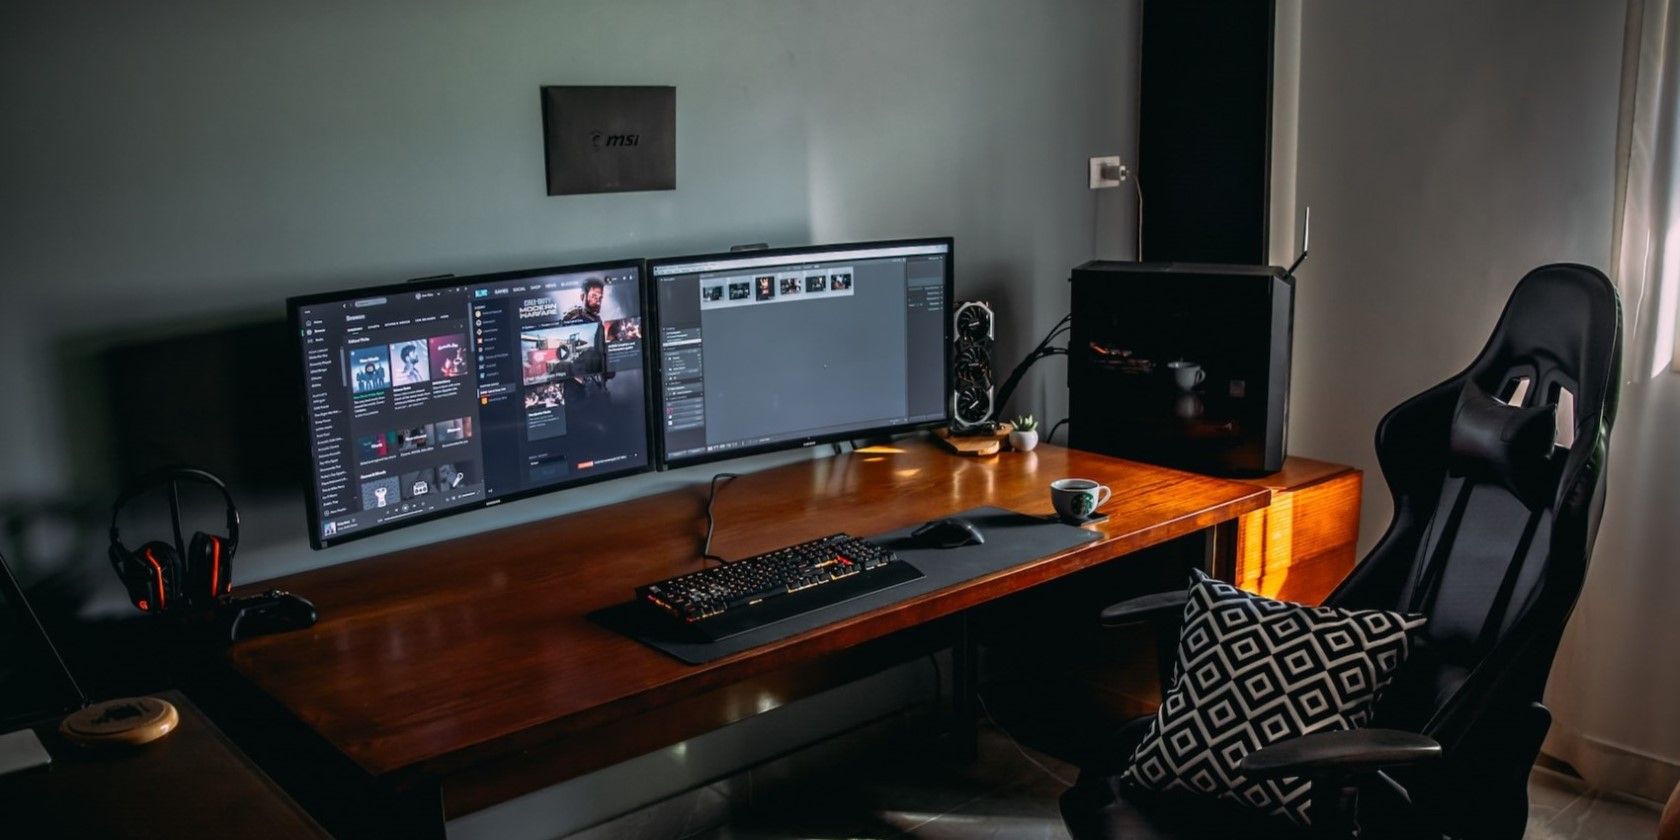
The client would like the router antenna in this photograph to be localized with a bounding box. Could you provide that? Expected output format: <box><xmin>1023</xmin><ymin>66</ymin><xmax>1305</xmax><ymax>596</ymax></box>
<box><xmin>1285</xmin><ymin>206</ymin><xmax>1310</xmax><ymax>278</ymax></box>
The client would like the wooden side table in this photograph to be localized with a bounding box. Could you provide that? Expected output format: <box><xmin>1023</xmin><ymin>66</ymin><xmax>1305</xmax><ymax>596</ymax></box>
<box><xmin>2</xmin><ymin>690</ymin><xmax>326</xmax><ymax>839</ymax></box>
<box><xmin>1231</xmin><ymin>458</ymin><xmax>1363</xmax><ymax>605</ymax></box>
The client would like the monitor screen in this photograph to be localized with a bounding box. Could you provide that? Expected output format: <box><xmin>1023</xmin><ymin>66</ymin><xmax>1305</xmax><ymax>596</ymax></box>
<box><xmin>650</xmin><ymin>238</ymin><xmax>951</xmax><ymax>467</ymax></box>
<box><xmin>291</xmin><ymin>261</ymin><xmax>653</xmax><ymax>548</ymax></box>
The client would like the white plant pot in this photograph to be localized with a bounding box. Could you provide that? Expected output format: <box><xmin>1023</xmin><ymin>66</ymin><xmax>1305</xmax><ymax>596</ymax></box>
<box><xmin>1008</xmin><ymin>429</ymin><xmax>1039</xmax><ymax>452</ymax></box>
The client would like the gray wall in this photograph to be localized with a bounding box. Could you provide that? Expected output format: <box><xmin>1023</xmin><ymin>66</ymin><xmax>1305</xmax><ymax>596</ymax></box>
<box><xmin>0</xmin><ymin>2</ymin><xmax>1137</xmax><ymax>835</ymax></box>
<box><xmin>1277</xmin><ymin>0</ymin><xmax>1624</xmax><ymax>549</ymax></box>
<box><xmin>0</xmin><ymin>0</ymin><xmax>1138</xmax><ymax>597</ymax></box>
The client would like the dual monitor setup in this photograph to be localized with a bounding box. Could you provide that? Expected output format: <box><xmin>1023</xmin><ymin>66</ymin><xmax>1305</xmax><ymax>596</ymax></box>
<box><xmin>292</xmin><ymin>238</ymin><xmax>953</xmax><ymax>550</ymax></box>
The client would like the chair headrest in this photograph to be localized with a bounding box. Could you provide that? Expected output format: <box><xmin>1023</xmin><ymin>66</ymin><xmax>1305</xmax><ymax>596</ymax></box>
<box><xmin>1448</xmin><ymin>381</ymin><xmax>1558</xmax><ymax>509</ymax></box>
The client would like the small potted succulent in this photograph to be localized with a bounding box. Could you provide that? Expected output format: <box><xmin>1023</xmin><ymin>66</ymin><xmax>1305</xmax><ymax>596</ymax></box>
<box><xmin>1008</xmin><ymin>414</ymin><xmax>1039</xmax><ymax>452</ymax></box>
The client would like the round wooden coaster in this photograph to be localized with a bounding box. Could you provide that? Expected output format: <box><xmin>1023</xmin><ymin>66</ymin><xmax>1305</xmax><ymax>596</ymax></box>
<box><xmin>59</xmin><ymin>696</ymin><xmax>179</xmax><ymax>747</ymax></box>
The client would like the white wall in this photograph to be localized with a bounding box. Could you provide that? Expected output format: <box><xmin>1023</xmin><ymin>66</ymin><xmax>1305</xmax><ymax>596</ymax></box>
<box><xmin>1279</xmin><ymin>0</ymin><xmax>1624</xmax><ymax>549</ymax></box>
<box><xmin>1278</xmin><ymin>0</ymin><xmax>1680</xmax><ymax>803</ymax></box>
<box><xmin>0</xmin><ymin>0</ymin><xmax>1138</xmax><ymax>593</ymax></box>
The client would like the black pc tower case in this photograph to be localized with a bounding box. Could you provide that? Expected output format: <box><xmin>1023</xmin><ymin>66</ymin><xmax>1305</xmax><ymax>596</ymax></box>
<box><xmin>1068</xmin><ymin>261</ymin><xmax>1294</xmax><ymax>476</ymax></box>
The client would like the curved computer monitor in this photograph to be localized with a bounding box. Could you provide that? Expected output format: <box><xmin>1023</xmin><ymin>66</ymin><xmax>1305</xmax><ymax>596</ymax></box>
<box><xmin>649</xmin><ymin>238</ymin><xmax>952</xmax><ymax>468</ymax></box>
<box><xmin>289</xmin><ymin>260</ymin><xmax>654</xmax><ymax>548</ymax></box>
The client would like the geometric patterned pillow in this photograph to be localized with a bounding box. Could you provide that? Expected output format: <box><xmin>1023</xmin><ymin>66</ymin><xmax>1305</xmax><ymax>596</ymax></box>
<box><xmin>1121</xmin><ymin>570</ymin><xmax>1426</xmax><ymax>827</ymax></box>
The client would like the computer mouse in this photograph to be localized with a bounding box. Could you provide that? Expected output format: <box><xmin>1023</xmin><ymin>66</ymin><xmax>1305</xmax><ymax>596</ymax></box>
<box><xmin>911</xmin><ymin>517</ymin><xmax>985</xmax><ymax>549</ymax></box>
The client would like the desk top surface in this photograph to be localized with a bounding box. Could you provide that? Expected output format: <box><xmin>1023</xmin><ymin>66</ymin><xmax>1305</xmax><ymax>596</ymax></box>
<box><xmin>2</xmin><ymin>691</ymin><xmax>327</xmax><ymax>839</ymax></box>
<box><xmin>228</xmin><ymin>442</ymin><xmax>1267</xmax><ymax>784</ymax></box>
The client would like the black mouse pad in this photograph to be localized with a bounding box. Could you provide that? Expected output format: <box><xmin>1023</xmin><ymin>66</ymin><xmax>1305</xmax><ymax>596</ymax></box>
<box><xmin>592</xmin><ymin>507</ymin><xmax>1102</xmax><ymax>664</ymax></box>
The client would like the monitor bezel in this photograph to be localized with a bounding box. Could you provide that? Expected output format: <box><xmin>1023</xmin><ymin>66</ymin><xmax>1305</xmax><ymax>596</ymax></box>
<box><xmin>287</xmin><ymin>258</ymin><xmax>657</xmax><ymax>550</ymax></box>
<box><xmin>647</xmin><ymin>237</ymin><xmax>953</xmax><ymax>470</ymax></box>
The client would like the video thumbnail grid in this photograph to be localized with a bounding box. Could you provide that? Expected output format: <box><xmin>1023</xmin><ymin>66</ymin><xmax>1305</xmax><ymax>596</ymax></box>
<box><xmin>351</xmin><ymin>333</ymin><xmax>469</xmax><ymax>395</ymax></box>
<box><xmin>698</xmin><ymin>268</ymin><xmax>854</xmax><ymax>312</ymax></box>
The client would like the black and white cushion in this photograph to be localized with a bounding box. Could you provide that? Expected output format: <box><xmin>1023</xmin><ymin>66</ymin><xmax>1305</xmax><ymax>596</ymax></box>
<box><xmin>1121</xmin><ymin>570</ymin><xmax>1426</xmax><ymax>827</ymax></box>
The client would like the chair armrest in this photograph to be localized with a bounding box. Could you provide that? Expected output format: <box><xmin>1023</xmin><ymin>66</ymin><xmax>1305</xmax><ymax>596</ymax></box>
<box><xmin>1237</xmin><ymin>729</ymin><xmax>1441</xmax><ymax>779</ymax></box>
<box><xmin>1099</xmin><ymin>589</ymin><xmax>1189</xmax><ymax>628</ymax></box>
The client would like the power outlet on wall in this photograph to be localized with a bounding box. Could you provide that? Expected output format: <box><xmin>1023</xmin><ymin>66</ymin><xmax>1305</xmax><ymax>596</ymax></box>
<box><xmin>1089</xmin><ymin>155</ymin><xmax>1126</xmax><ymax>189</ymax></box>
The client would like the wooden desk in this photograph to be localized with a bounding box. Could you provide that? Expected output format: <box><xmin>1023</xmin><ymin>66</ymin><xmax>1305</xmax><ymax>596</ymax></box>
<box><xmin>1232</xmin><ymin>457</ymin><xmax>1363</xmax><ymax>604</ymax></box>
<box><xmin>2</xmin><ymin>691</ymin><xmax>327</xmax><ymax>839</ymax></box>
<box><xmin>224</xmin><ymin>442</ymin><xmax>1268</xmax><ymax>831</ymax></box>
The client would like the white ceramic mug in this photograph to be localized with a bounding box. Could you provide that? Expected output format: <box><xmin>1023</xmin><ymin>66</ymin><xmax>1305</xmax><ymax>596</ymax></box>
<box><xmin>1051</xmin><ymin>478</ymin><xmax>1112</xmax><ymax>521</ymax></box>
<box><xmin>1167</xmin><ymin>360</ymin><xmax>1205</xmax><ymax>392</ymax></box>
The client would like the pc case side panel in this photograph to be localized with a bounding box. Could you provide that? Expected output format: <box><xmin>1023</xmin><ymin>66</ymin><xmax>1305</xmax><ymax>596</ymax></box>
<box><xmin>1067</xmin><ymin>263</ymin><xmax>1281</xmax><ymax>475</ymax></box>
<box><xmin>1265</xmin><ymin>273</ymin><xmax>1295</xmax><ymax>472</ymax></box>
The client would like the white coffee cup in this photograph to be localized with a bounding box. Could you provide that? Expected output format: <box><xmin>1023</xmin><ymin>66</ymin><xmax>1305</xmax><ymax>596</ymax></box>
<box><xmin>1168</xmin><ymin>360</ymin><xmax>1205</xmax><ymax>392</ymax></box>
<box><xmin>1051</xmin><ymin>478</ymin><xmax>1112</xmax><ymax>521</ymax></box>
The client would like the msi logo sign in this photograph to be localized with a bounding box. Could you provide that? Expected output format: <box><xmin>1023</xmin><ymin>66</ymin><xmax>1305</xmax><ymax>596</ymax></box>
<box><xmin>590</xmin><ymin>130</ymin><xmax>641</xmax><ymax>150</ymax></box>
<box><xmin>543</xmin><ymin>85</ymin><xmax>674</xmax><ymax>195</ymax></box>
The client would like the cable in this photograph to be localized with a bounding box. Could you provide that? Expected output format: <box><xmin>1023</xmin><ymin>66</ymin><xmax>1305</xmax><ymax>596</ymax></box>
<box><xmin>1045</xmin><ymin>418</ymin><xmax>1070</xmax><ymax>444</ymax></box>
<box><xmin>700</xmin><ymin>472</ymin><xmax>741</xmax><ymax>564</ymax></box>
<box><xmin>992</xmin><ymin>314</ymin><xmax>1073</xmax><ymax>420</ymax></box>
<box><xmin>1035</xmin><ymin>315</ymin><xmax>1072</xmax><ymax>359</ymax></box>
<box><xmin>1133</xmin><ymin>173</ymin><xmax>1145</xmax><ymax>261</ymax></box>
<box><xmin>1090</xmin><ymin>188</ymin><xmax>1101</xmax><ymax>260</ymax></box>
<box><xmin>976</xmin><ymin>689</ymin><xmax>1074</xmax><ymax>787</ymax></box>
<box><xmin>1044</xmin><ymin>322</ymin><xmax>1071</xmax><ymax>348</ymax></box>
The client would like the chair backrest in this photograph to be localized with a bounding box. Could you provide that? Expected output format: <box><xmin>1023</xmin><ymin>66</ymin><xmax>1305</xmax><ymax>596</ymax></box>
<box><xmin>1327</xmin><ymin>264</ymin><xmax>1621</xmax><ymax>757</ymax></box>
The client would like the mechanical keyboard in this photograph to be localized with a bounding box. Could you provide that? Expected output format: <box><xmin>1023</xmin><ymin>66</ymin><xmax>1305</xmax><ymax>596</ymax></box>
<box><xmin>637</xmin><ymin>533</ymin><xmax>924</xmax><ymax>641</ymax></box>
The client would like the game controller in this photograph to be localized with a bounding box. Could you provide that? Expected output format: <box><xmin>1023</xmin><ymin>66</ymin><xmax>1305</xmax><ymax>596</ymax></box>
<box><xmin>219</xmin><ymin>589</ymin><xmax>317</xmax><ymax>641</ymax></box>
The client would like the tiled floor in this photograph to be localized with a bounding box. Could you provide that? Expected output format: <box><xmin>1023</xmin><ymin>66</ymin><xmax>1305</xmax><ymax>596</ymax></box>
<box><xmin>585</xmin><ymin>627</ymin><xmax>1663</xmax><ymax>840</ymax></box>
<box><xmin>1526</xmin><ymin>765</ymin><xmax>1664</xmax><ymax>840</ymax></box>
<box><xmin>695</xmin><ymin>723</ymin><xmax>1077</xmax><ymax>840</ymax></box>
<box><xmin>694</xmin><ymin>724</ymin><xmax>1662</xmax><ymax>840</ymax></box>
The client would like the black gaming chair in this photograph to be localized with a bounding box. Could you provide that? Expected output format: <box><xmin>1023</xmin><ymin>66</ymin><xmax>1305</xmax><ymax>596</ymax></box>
<box><xmin>1061</xmin><ymin>264</ymin><xmax>1622</xmax><ymax>840</ymax></box>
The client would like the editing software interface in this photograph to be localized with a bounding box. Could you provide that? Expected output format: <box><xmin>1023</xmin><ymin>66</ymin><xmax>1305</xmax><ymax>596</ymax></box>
<box><xmin>652</xmin><ymin>240</ymin><xmax>949</xmax><ymax>465</ymax></box>
<box><xmin>293</xmin><ymin>263</ymin><xmax>650</xmax><ymax>547</ymax></box>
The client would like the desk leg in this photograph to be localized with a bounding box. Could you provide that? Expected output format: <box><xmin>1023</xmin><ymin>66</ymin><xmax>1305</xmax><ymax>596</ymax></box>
<box><xmin>1204</xmin><ymin>519</ymin><xmax>1238</xmax><ymax>583</ymax></box>
<box><xmin>950</xmin><ymin>613</ymin><xmax>979</xmax><ymax>760</ymax></box>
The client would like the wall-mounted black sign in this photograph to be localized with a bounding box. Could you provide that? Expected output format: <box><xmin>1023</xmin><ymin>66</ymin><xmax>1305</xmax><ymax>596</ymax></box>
<box><xmin>541</xmin><ymin>85</ymin><xmax>675</xmax><ymax>196</ymax></box>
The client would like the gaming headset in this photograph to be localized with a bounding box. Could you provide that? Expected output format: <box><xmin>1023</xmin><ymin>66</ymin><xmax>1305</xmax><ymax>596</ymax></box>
<box><xmin>107</xmin><ymin>468</ymin><xmax>241</xmax><ymax>614</ymax></box>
